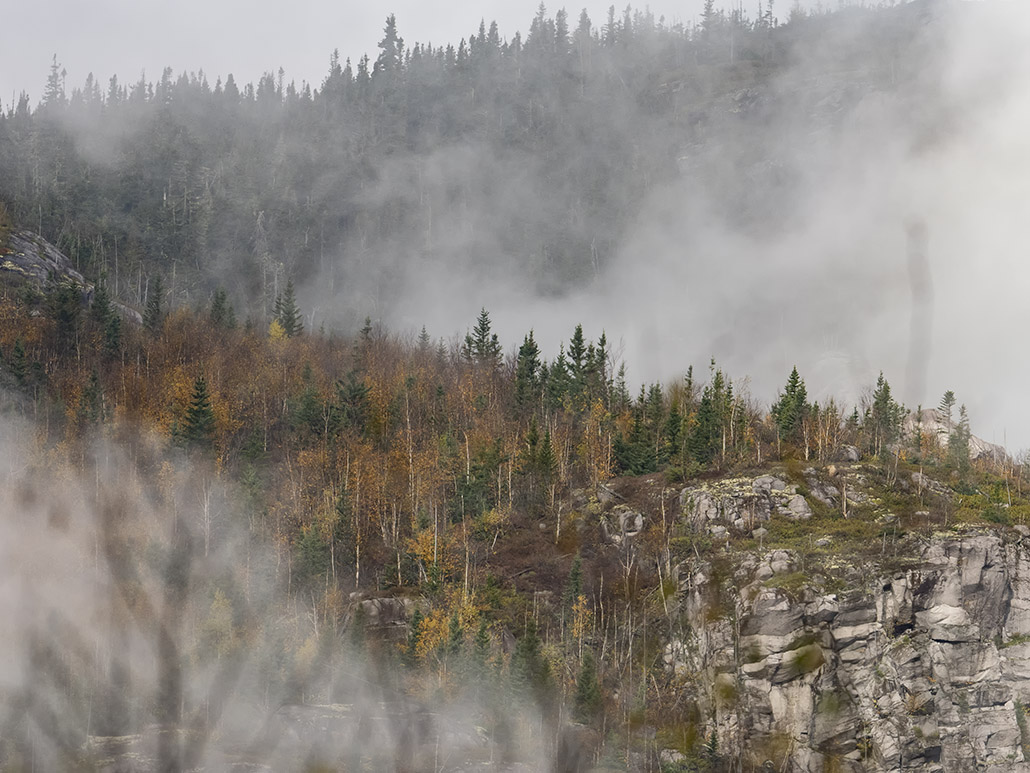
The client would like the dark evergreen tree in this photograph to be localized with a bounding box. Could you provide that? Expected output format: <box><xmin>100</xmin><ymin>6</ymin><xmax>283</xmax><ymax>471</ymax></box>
<box><xmin>949</xmin><ymin>404</ymin><xmax>971</xmax><ymax>473</ymax></box>
<box><xmin>277</xmin><ymin>279</ymin><xmax>303</xmax><ymax>337</ymax></box>
<box><xmin>687</xmin><ymin>385</ymin><xmax>719</xmax><ymax>467</ymax></box>
<box><xmin>771</xmin><ymin>366</ymin><xmax>809</xmax><ymax>444</ymax></box>
<box><xmin>573</xmin><ymin>649</ymin><xmax>602</xmax><ymax>722</ymax></box>
<box><xmin>514</xmin><ymin>331</ymin><xmax>542</xmax><ymax>411</ymax></box>
<box><xmin>90</xmin><ymin>281</ymin><xmax>114</xmax><ymax>326</ymax></box>
<box><xmin>77</xmin><ymin>369</ymin><xmax>104</xmax><ymax>428</ymax></box>
<box><xmin>511</xmin><ymin>620</ymin><xmax>553</xmax><ymax>707</ymax></box>
<box><xmin>182</xmin><ymin>374</ymin><xmax>216</xmax><ymax>448</ymax></box>
<box><xmin>869</xmin><ymin>372</ymin><xmax>904</xmax><ymax>458</ymax></box>
<box><xmin>374</xmin><ymin>15</ymin><xmax>405</xmax><ymax>78</ymax></box>
<box><xmin>938</xmin><ymin>390</ymin><xmax>956</xmax><ymax>436</ymax></box>
<box><xmin>568</xmin><ymin>324</ymin><xmax>587</xmax><ymax>392</ymax></box>
<box><xmin>48</xmin><ymin>281</ymin><xmax>82</xmax><ymax>351</ymax></box>
<box><xmin>405</xmin><ymin>609</ymin><xmax>424</xmax><ymax>666</ymax></box>
<box><xmin>563</xmin><ymin>554</ymin><xmax>583</xmax><ymax>610</ymax></box>
<box><xmin>295</xmin><ymin>526</ymin><xmax>330</xmax><ymax>588</ymax></box>
<box><xmin>103</xmin><ymin>314</ymin><xmax>122</xmax><ymax>359</ymax></box>
<box><xmin>447</xmin><ymin>612</ymin><xmax>464</xmax><ymax>658</ymax></box>
<box><xmin>209</xmin><ymin>288</ymin><xmax>236</xmax><ymax>329</ymax></box>
<box><xmin>9</xmin><ymin>338</ymin><xmax>27</xmax><ymax>385</ymax></box>
<box><xmin>144</xmin><ymin>275</ymin><xmax>164</xmax><ymax>333</ymax></box>
<box><xmin>417</xmin><ymin>325</ymin><xmax>431</xmax><ymax>352</ymax></box>
<box><xmin>463</xmin><ymin>308</ymin><xmax>502</xmax><ymax>369</ymax></box>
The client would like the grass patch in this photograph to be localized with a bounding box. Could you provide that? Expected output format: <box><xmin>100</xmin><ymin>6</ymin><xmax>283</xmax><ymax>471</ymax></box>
<box><xmin>789</xmin><ymin>643</ymin><xmax>824</xmax><ymax>675</ymax></box>
<box><xmin>764</xmin><ymin>571</ymin><xmax>810</xmax><ymax>599</ymax></box>
<box><xmin>1017</xmin><ymin>700</ymin><xmax>1030</xmax><ymax>759</ymax></box>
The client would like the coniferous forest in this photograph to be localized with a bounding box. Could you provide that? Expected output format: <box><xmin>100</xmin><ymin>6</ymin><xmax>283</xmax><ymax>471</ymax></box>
<box><xmin>0</xmin><ymin>3</ymin><xmax>941</xmax><ymax>322</ymax></box>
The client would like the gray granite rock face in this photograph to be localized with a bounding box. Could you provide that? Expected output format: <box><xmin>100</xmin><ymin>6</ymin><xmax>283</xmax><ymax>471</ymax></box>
<box><xmin>665</xmin><ymin>534</ymin><xmax>1030</xmax><ymax>772</ymax></box>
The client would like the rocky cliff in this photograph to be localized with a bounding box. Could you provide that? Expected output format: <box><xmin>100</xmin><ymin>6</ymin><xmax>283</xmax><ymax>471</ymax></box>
<box><xmin>0</xmin><ymin>229</ymin><xmax>142</xmax><ymax>323</ymax></box>
<box><xmin>667</xmin><ymin>529</ymin><xmax>1030</xmax><ymax>772</ymax></box>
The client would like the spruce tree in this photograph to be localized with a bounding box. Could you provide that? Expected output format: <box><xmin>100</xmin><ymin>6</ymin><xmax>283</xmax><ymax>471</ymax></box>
<box><xmin>939</xmin><ymin>390</ymin><xmax>956</xmax><ymax>436</ymax></box>
<box><xmin>563</xmin><ymin>554</ymin><xmax>583</xmax><ymax>610</ymax></box>
<box><xmin>277</xmin><ymin>279</ymin><xmax>303</xmax><ymax>337</ymax></box>
<box><xmin>771</xmin><ymin>366</ymin><xmax>808</xmax><ymax>443</ymax></box>
<box><xmin>90</xmin><ymin>281</ymin><xmax>114</xmax><ymax>326</ymax></box>
<box><xmin>949</xmin><ymin>404</ymin><xmax>971</xmax><ymax>473</ymax></box>
<box><xmin>573</xmin><ymin>649</ymin><xmax>602</xmax><ymax>723</ymax></box>
<box><xmin>77</xmin><ymin>369</ymin><xmax>103</xmax><ymax>428</ymax></box>
<box><xmin>869</xmin><ymin>372</ymin><xmax>904</xmax><ymax>458</ymax></box>
<box><xmin>568</xmin><ymin>324</ymin><xmax>587</xmax><ymax>389</ymax></box>
<box><xmin>514</xmin><ymin>331</ymin><xmax>541</xmax><ymax>410</ymax></box>
<box><xmin>104</xmin><ymin>314</ymin><xmax>122</xmax><ymax>359</ymax></box>
<box><xmin>464</xmin><ymin>308</ymin><xmax>502</xmax><ymax>369</ymax></box>
<box><xmin>473</xmin><ymin>619</ymin><xmax>491</xmax><ymax>673</ymax></box>
<box><xmin>209</xmin><ymin>288</ymin><xmax>236</xmax><ymax>329</ymax></box>
<box><xmin>183</xmin><ymin>374</ymin><xmax>216</xmax><ymax>448</ymax></box>
<box><xmin>9</xmin><ymin>338</ymin><xmax>27</xmax><ymax>385</ymax></box>
<box><xmin>447</xmin><ymin>612</ymin><xmax>464</xmax><ymax>658</ymax></box>
<box><xmin>687</xmin><ymin>387</ymin><xmax>718</xmax><ymax>466</ymax></box>
<box><xmin>144</xmin><ymin>275</ymin><xmax>164</xmax><ymax>333</ymax></box>
<box><xmin>511</xmin><ymin>621</ymin><xmax>552</xmax><ymax>706</ymax></box>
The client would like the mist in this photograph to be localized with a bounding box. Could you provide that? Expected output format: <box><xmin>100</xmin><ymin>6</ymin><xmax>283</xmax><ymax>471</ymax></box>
<box><xmin>0</xmin><ymin>408</ymin><xmax>556</xmax><ymax>771</ymax></box>
<box><xmin>320</xmin><ymin>1</ymin><xmax>1030</xmax><ymax>451</ymax></box>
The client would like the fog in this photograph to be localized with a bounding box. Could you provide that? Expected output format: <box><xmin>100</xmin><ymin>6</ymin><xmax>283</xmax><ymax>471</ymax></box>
<box><xmin>0</xmin><ymin>409</ymin><xmax>554</xmax><ymax>770</ymax></box>
<box><xmin>346</xmin><ymin>1</ymin><xmax>1030</xmax><ymax>451</ymax></box>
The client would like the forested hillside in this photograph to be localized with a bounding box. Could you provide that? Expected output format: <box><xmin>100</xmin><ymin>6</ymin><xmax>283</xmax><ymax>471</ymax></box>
<box><xmin>0</xmin><ymin>250</ymin><xmax>1024</xmax><ymax>768</ymax></box>
<box><xmin>3</xmin><ymin>1</ymin><xmax>1030</xmax><ymax>770</ymax></box>
<box><xmin>0</xmin><ymin>2</ymin><xmax>944</xmax><ymax>328</ymax></box>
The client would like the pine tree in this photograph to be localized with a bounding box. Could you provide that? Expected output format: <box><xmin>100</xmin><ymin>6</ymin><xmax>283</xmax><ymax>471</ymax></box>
<box><xmin>182</xmin><ymin>374</ymin><xmax>216</xmax><ymax>448</ymax></box>
<box><xmin>771</xmin><ymin>366</ymin><xmax>808</xmax><ymax>444</ymax></box>
<box><xmin>938</xmin><ymin>390</ymin><xmax>956</xmax><ymax>437</ymax></box>
<box><xmin>869</xmin><ymin>372</ymin><xmax>904</xmax><ymax>458</ymax></box>
<box><xmin>49</xmin><ymin>281</ymin><xmax>82</xmax><ymax>350</ymax></box>
<box><xmin>563</xmin><ymin>554</ymin><xmax>583</xmax><ymax>611</ymax></box>
<box><xmin>464</xmin><ymin>308</ymin><xmax>502</xmax><ymax>369</ymax></box>
<box><xmin>144</xmin><ymin>275</ymin><xmax>164</xmax><ymax>333</ymax></box>
<box><xmin>515</xmin><ymin>331</ymin><xmax>542</xmax><ymax>410</ymax></box>
<box><xmin>511</xmin><ymin>620</ymin><xmax>552</xmax><ymax>706</ymax></box>
<box><xmin>949</xmin><ymin>404</ymin><xmax>971</xmax><ymax>473</ymax></box>
<box><xmin>447</xmin><ymin>612</ymin><xmax>464</xmax><ymax>658</ymax></box>
<box><xmin>9</xmin><ymin>338</ymin><xmax>27</xmax><ymax>385</ymax></box>
<box><xmin>77</xmin><ymin>369</ymin><xmax>103</xmax><ymax>428</ymax></box>
<box><xmin>473</xmin><ymin>619</ymin><xmax>490</xmax><ymax>671</ymax></box>
<box><xmin>538</xmin><ymin>429</ymin><xmax>557</xmax><ymax>486</ymax></box>
<box><xmin>573</xmin><ymin>649</ymin><xmax>603</xmax><ymax>723</ymax></box>
<box><xmin>277</xmin><ymin>279</ymin><xmax>303</xmax><ymax>337</ymax></box>
<box><xmin>104</xmin><ymin>314</ymin><xmax>122</xmax><ymax>359</ymax></box>
<box><xmin>90</xmin><ymin>281</ymin><xmax>114</xmax><ymax>326</ymax></box>
<box><xmin>688</xmin><ymin>386</ymin><xmax>719</xmax><ymax>466</ymax></box>
<box><xmin>405</xmin><ymin>609</ymin><xmax>424</xmax><ymax>666</ymax></box>
<box><xmin>568</xmin><ymin>324</ymin><xmax>587</xmax><ymax>390</ymax></box>
<box><xmin>374</xmin><ymin>14</ymin><xmax>405</xmax><ymax>78</ymax></box>
<box><xmin>210</xmin><ymin>288</ymin><xmax>236</xmax><ymax>329</ymax></box>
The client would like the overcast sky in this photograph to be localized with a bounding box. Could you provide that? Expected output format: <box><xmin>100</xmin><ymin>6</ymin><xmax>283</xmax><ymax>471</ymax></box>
<box><xmin>3</xmin><ymin>0</ymin><xmax>748</xmax><ymax>107</ymax></box>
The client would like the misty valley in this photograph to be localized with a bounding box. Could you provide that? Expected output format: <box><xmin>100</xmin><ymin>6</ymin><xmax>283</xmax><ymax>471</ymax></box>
<box><xmin>2</xmin><ymin>1</ymin><xmax>1030</xmax><ymax>771</ymax></box>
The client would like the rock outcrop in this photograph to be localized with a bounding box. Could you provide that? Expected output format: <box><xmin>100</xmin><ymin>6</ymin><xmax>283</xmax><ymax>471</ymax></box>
<box><xmin>667</xmin><ymin>532</ymin><xmax>1030</xmax><ymax>772</ymax></box>
<box><xmin>681</xmin><ymin>474</ymin><xmax>816</xmax><ymax>535</ymax></box>
<box><xmin>906</xmin><ymin>408</ymin><xmax>1007</xmax><ymax>463</ymax></box>
<box><xmin>1</xmin><ymin>230</ymin><xmax>88</xmax><ymax>290</ymax></box>
<box><xmin>0</xmin><ymin>229</ymin><xmax>142</xmax><ymax>324</ymax></box>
